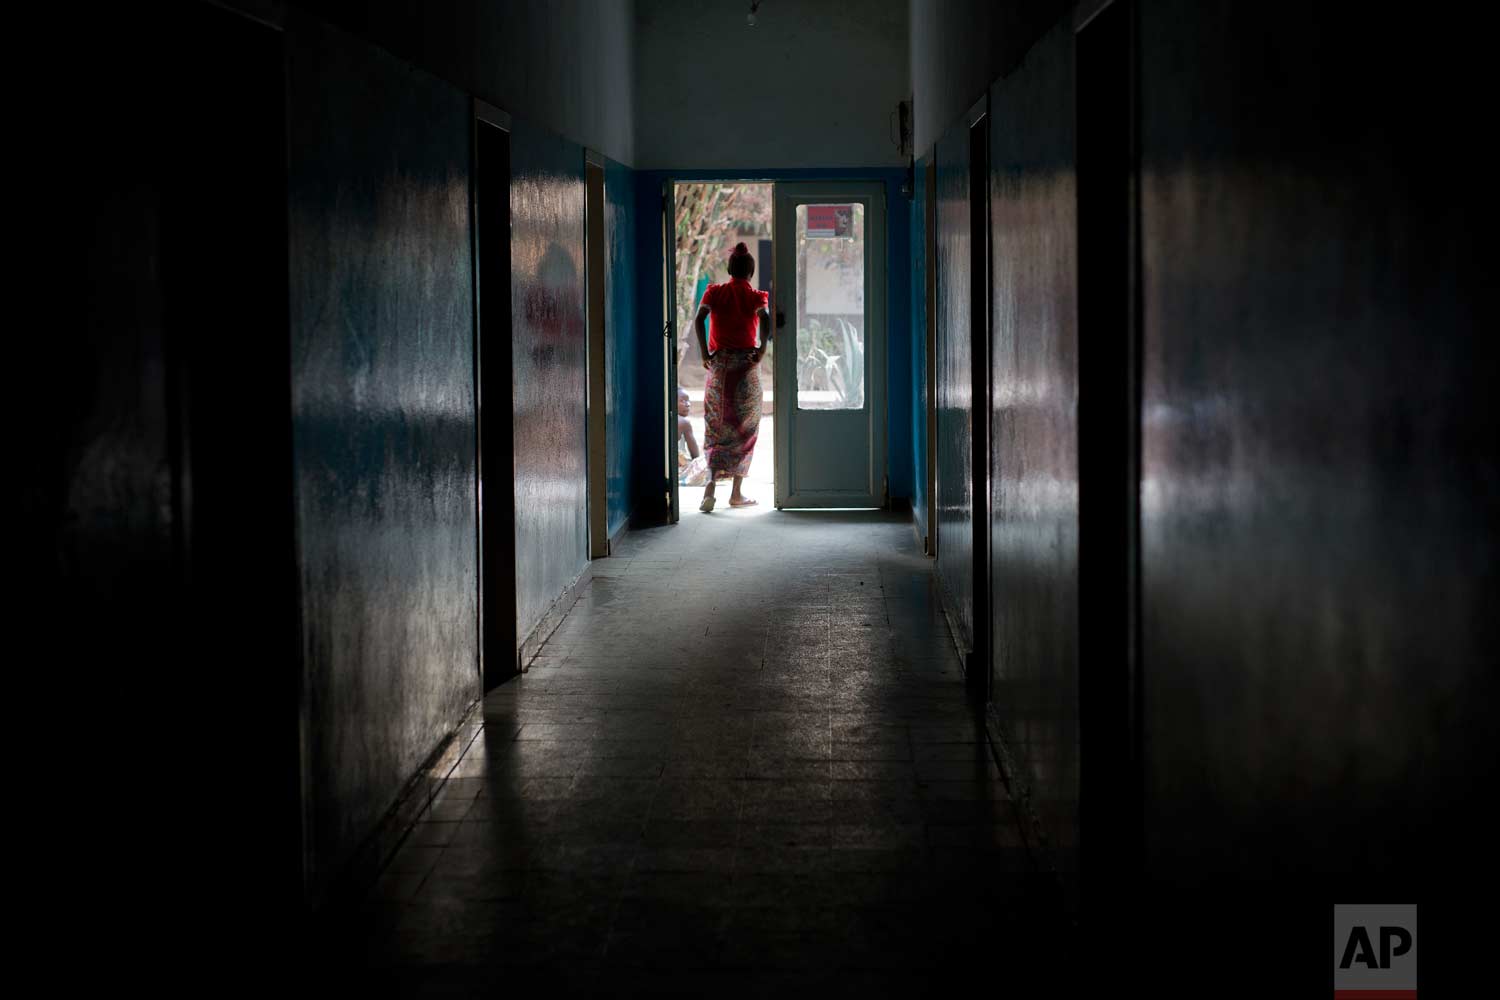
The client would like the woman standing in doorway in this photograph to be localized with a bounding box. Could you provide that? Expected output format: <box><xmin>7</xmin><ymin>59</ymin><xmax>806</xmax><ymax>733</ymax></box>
<box><xmin>694</xmin><ymin>242</ymin><xmax>771</xmax><ymax>512</ymax></box>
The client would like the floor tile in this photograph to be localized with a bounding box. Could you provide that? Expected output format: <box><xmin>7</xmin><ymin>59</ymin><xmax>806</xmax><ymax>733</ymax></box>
<box><xmin>330</xmin><ymin>508</ymin><xmax>1051</xmax><ymax>992</ymax></box>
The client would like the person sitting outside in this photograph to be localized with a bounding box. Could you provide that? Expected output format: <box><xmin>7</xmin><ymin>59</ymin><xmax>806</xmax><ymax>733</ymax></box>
<box><xmin>677</xmin><ymin>386</ymin><xmax>708</xmax><ymax>486</ymax></box>
<box><xmin>677</xmin><ymin>387</ymin><xmax>700</xmax><ymax>461</ymax></box>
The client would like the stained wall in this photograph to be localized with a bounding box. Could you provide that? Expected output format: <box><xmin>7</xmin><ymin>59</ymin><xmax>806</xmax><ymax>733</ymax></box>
<box><xmin>985</xmin><ymin>21</ymin><xmax>1080</xmax><ymax>869</ymax></box>
<box><xmin>286</xmin><ymin>13</ymin><xmax>479</xmax><ymax>889</ymax></box>
<box><xmin>1137</xmin><ymin>0</ymin><xmax>1497</xmax><ymax>884</ymax></box>
<box><xmin>934</xmin><ymin>126</ymin><xmax>975</xmax><ymax>648</ymax></box>
<box><xmin>509</xmin><ymin>120</ymin><xmax>591</xmax><ymax>639</ymax></box>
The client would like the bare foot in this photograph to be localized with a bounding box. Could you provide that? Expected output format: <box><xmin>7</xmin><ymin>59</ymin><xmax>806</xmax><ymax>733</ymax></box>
<box><xmin>728</xmin><ymin>497</ymin><xmax>758</xmax><ymax>508</ymax></box>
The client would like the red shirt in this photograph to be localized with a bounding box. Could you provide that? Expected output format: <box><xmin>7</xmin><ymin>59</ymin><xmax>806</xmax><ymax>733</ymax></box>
<box><xmin>701</xmin><ymin>278</ymin><xmax>769</xmax><ymax>352</ymax></box>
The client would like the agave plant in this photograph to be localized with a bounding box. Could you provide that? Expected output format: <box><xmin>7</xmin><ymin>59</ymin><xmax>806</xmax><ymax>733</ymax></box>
<box><xmin>831</xmin><ymin>317</ymin><xmax>865</xmax><ymax>408</ymax></box>
<box><xmin>796</xmin><ymin>317</ymin><xmax>865</xmax><ymax>408</ymax></box>
<box><xmin>796</xmin><ymin>318</ymin><xmax>835</xmax><ymax>393</ymax></box>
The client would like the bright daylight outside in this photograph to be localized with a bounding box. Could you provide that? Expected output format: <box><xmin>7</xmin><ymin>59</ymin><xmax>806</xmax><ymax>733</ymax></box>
<box><xmin>673</xmin><ymin>185</ymin><xmax>867</xmax><ymax>510</ymax></box>
<box><xmin>673</xmin><ymin>182</ymin><xmax>774</xmax><ymax>509</ymax></box>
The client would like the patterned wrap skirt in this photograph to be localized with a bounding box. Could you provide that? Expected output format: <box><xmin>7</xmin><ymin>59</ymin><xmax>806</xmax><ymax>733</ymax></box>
<box><xmin>703</xmin><ymin>348</ymin><xmax>762</xmax><ymax>481</ymax></box>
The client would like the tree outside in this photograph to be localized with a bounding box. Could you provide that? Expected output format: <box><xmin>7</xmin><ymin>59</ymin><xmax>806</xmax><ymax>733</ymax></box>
<box><xmin>673</xmin><ymin>182</ymin><xmax>773</xmax><ymax>392</ymax></box>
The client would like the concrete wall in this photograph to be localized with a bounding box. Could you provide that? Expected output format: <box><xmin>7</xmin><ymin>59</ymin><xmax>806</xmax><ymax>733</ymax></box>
<box><xmin>286</xmin><ymin>12</ymin><xmax>479</xmax><ymax>893</ymax></box>
<box><xmin>909</xmin><ymin>0</ymin><xmax>1067</xmax><ymax>155</ymax></box>
<box><xmin>634</xmin><ymin>0</ymin><xmax>909</xmax><ymax>170</ymax></box>
<box><xmin>298</xmin><ymin>0</ymin><xmax>636</xmax><ymax>164</ymax></box>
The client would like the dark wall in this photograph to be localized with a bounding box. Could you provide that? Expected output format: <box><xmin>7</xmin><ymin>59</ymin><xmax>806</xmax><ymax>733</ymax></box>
<box><xmin>509</xmin><ymin>120</ymin><xmax>589</xmax><ymax>638</ymax></box>
<box><xmin>910</xmin><ymin>0</ymin><xmax>1072</xmax><ymax>154</ymax></box>
<box><xmin>986</xmin><ymin>20</ymin><xmax>1079</xmax><ymax>872</ymax></box>
<box><xmin>286</xmin><ymin>13</ymin><xmax>478</xmax><ymax>892</ymax></box>
<box><xmin>916</xmin><ymin>1</ymin><xmax>1496</xmax><ymax>958</ymax></box>
<box><xmin>68</xmin><ymin>89</ymin><xmax>177</xmax><ymax>703</ymax></box>
<box><xmin>934</xmin><ymin>128</ymin><xmax>975</xmax><ymax>647</ymax></box>
<box><xmin>292</xmin><ymin>0</ymin><xmax>636</xmax><ymax>164</ymax></box>
<box><xmin>65</xmin><ymin>13</ymin><xmax>201</xmax><ymax>944</ymax></box>
<box><xmin>1137</xmin><ymin>0</ymin><xmax>1496</xmax><ymax>883</ymax></box>
<box><xmin>72</xmin><ymin>0</ymin><xmax>639</xmax><ymax>926</ymax></box>
<box><xmin>605</xmin><ymin>157</ymin><xmax>640</xmax><ymax>537</ymax></box>
<box><xmin>69</xmin><ymin>3</ymin><xmax>302</xmax><ymax>950</ymax></box>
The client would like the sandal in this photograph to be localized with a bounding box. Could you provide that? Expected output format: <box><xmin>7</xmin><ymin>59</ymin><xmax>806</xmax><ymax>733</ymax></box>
<box><xmin>699</xmin><ymin>495</ymin><xmax>715</xmax><ymax>512</ymax></box>
<box><xmin>729</xmin><ymin>497</ymin><xmax>758</xmax><ymax>508</ymax></box>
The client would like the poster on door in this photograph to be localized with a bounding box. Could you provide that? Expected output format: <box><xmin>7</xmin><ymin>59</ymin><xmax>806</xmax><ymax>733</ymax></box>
<box><xmin>805</xmin><ymin>204</ymin><xmax>853</xmax><ymax>238</ymax></box>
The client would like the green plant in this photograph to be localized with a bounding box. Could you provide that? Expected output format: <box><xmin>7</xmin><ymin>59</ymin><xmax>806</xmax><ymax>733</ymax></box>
<box><xmin>833</xmin><ymin>317</ymin><xmax>865</xmax><ymax>408</ymax></box>
<box><xmin>796</xmin><ymin>317</ymin><xmax>864</xmax><ymax>408</ymax></box>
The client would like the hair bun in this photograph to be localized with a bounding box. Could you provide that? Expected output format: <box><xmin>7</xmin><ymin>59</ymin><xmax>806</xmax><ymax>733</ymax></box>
<box><xmin>730</xmin><ymin>242</ymin><xmax>751</xmax><ymax>256</ymax></box>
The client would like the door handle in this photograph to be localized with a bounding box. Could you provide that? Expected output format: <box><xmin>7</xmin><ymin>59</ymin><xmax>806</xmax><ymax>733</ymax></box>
<box><xmin>775</xmin><ymin>309</ymin><xmax>786</xmax><ymax>330</ymax></box>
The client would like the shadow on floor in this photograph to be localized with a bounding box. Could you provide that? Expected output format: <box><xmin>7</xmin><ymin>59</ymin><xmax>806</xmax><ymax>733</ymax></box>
<box><xmin>306</xmin><ymin>507</ymin><xmax>1073</xmax><ymax>995</ymax></box>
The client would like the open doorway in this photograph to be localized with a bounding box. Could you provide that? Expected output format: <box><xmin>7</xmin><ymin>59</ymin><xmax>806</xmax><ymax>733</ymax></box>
<box><xmin>670</xmin><ymin>182</ymin><xmax>775</xmax><ymax>511</ymax></box>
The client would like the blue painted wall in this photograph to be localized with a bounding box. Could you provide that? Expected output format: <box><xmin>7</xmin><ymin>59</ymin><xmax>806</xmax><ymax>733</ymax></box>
<box><xmin>883</xmin><ymin>175</ymin><xmax>914</xmax><ymax>501</ymax></box>
<box><xmin>909</xmin><ymin>156</ymin><xmax>930</xmax><ymax>541</ymax></box>
<box><xmin>632</xmin><ymin>174</ymin><xmax>668</xmax><ymax>521</ymax></box>
<box><xmin>509</xmin><ymin>119</ymin><xmax>590</xmax><ymax>641</ymax></box>
<box><xmin>286</xmin><ymin>12</ymin><xmax>478</xmax><ymax>891</ymax></box>
<box><xmin>604</xmin><ymin>157</ymin><xmax>639</xmax><ymax>537</ymax></box>
<box><xmin>631</xmin><ymin>168</ymin><xmax>913</xmax><ymax>511</ymax></box>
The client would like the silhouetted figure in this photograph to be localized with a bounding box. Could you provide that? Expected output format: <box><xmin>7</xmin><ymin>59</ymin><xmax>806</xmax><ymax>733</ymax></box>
<box><xmin>694</xmin><ymin>242</ymin><xmax>770</xmax><ymax>511</ymax></box>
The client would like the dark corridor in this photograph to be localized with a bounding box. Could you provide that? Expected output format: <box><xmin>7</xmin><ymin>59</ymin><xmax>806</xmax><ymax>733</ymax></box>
<box><xmin>317</xmin><ymin>510</ymin><xmax>1063</xmax><ymax>995</ymax></box>
<box><xmin>56</xmin><ymin>0</ymin><xmax>1496</xmax><ymax>995</ymax></box>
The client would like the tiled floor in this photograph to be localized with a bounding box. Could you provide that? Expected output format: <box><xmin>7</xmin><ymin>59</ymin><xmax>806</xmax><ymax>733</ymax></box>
<box><xmin>329</xmin><ymin>507</ymin><xmax>1067</xmax><ymax>995</ymax></box>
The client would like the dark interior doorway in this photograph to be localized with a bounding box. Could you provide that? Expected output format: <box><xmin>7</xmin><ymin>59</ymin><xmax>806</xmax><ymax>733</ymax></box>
<box><xmin>586</xmin><ymin>157</ymin><xmax>608</xmax><ymax>556</ymax></box>
<box><xmin>925</xmin><ymin>158</ymin><xmax>939</xmax><ymax>555</ymax></box>
<box><xmin>968</xmin><ymin>107</ymin><xmax>992</xmax><ymax>700</ymax></box>
<box><xmin>1076</xmin><ymin>0</ymin><xmax>1143</xmax><ymax>897</ymax></box>
<box><xmin>475</xmin><ymin>107</ymin><xmax>517</xmax><ymax>691</ymax></box>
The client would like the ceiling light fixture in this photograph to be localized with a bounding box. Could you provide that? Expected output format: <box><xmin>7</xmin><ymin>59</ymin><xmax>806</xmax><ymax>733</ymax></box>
<box><xmin>747</xmin><ymin>1</ymin><xmax>760</xmax><ymax>27</ymax></box>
